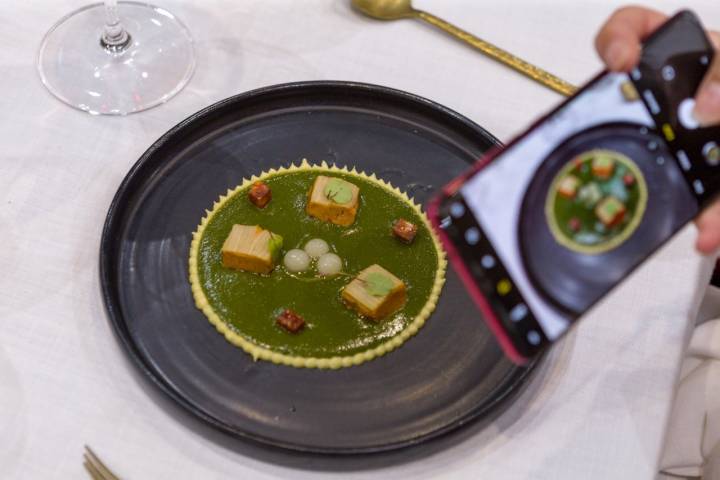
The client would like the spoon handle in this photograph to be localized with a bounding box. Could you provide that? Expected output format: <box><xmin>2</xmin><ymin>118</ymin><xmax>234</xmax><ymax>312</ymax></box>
<box><xmin>416</xmin><ymin>10</ymin><xmax>577</xmax><ymax>97</ymax></box>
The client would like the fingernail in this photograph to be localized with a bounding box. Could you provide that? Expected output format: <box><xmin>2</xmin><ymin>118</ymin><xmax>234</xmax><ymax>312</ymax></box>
<box><xmin>603</xmin><ymin>42</ymin><xmax>628</xmax><ymax>71</ymax></box>
<box><xmin>695</xmin><ymin>82</ymin><xmax>720</xmax><ymax>126</ymax></box>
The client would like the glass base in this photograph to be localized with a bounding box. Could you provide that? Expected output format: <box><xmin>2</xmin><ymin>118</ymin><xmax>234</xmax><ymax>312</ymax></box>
<box><xmin>37</xmin><ymin>2</ymin><xmax>195</xmax><ymax>115</ymax></box>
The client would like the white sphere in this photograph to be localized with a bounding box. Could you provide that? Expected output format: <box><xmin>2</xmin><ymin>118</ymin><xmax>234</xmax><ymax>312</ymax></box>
<box><xmin>283</xmin><ymin>249</ymin><xmax>311</xmax><ymax>273</ymax></box>
<box><xmin>304</xmin><ymin>238</ymin><xmax>330</xmax><ymax>258</ymax></box>
<box><xmin>317</xmin><ymin>253</ymin><xmax>343</xmax><ymax>276</ymax></box>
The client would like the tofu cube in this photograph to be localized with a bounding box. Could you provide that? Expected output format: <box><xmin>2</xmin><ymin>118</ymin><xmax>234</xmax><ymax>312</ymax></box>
<box><xmin>276</xmin><ymin>309</ymin><xmax>305</xmax><ymax>333</ymax></box>
<box><xmin>342</xmin><ymin>264</ymin><xmax>406</xmax><ymax>320</ymax></box>
<box><xmin>306</xmin><ymin>176</ymin><xmax>360</xmax><ymax>226</ymax></box>
<box><xmin>577</xmin><ymin>182</ymin><xmax>602</xmax><ymax>208</ymax></box>
<box><xmin>248</xmin><ymin>181</ymin><xmax>272</xmax><ymax>208</ymax></box>
<box><xmin>392</xmin><ymin>218</ymin><xmax>418</xmax><ymax>244</ymax></box>
<box><xmin>595</xmin><ymin>196</ymin><xmax>626</xmax><ymax>227</ymax></box>
<box><xmin>592</xmin><ymin>155</ymin><xmax>615</xmax><ymax>179</ymax></box>
<box><xmin>221</xmin><ymin>225</ymin><xmax>283</xmax><ymax>274</ymax></box>
<box><xmin>557</xmin><ymin>175</ymin><xmax>580</xmax><ymax>199</ymax></box>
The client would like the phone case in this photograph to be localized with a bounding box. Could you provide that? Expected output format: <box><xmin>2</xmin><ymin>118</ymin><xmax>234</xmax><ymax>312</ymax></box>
<box><xmin>429</xmin><ymin>144</ymin><xmax>530</xmax><ymax>363</ymax></box>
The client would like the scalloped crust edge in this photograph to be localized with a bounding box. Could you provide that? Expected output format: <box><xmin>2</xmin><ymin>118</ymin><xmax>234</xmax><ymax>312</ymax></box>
<box><xmin>188</xmin><ymin>159</ymin><xmax>447</xmax><ymax>369</ymax></box>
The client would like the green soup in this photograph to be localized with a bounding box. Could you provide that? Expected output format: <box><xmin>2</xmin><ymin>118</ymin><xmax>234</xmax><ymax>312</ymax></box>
<box><xmin>546</xmin><ymin>149</ymin><xmax>648</xmax><ymax>254</ymax></box>
<box><xmin>193</xmin><ymin>166</ymin><xmax>443</xmax><ymax>360</ymax></box>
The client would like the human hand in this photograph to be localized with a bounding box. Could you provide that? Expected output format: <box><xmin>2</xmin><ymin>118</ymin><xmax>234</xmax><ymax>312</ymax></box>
<box><xmin>595</xmin><ymin>7</ymin><xmax>720</xmax><ymax>254</ymax></box>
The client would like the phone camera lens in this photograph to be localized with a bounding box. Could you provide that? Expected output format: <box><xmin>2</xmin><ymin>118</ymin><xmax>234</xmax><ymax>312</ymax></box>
<box><xmin>704</xmin><ymin>142</ymin><xmax>720</xmax><ymax>166</ymax></box>
<box><xmin>661</xmin><ymin>65</ymin><xmax>676</xmax><ymax>81</ymax></box>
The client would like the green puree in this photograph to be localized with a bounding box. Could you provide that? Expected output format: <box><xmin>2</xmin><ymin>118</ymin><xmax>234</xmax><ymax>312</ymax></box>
<box><xmin>196</xmin><ymin>170</ymin><xmax>440</xmax><ymax>358</ymax></box>
<box><xmin>547</xmin><ymin>149</ymin><xmax>647</xmax><ymax>254</ymax></box>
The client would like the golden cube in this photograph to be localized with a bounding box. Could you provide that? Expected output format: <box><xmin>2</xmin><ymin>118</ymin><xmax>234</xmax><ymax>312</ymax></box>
<box><xmin>221</xmin><ymin>224</ymin><xmax>283</xmax><ymax>274</ymax></box>
<box><xmin>557</xmin><ymin>175</ymin><xmax>580</xmax><ymax>199</ymax></box>
<box><xmin>306</xmin><ymin>176</ymin><xmax>360</xmax><ymax>226</ymax></box>
<box><xmin>595</xmin><ymin>196</ymin><xmax>626</xmax><ymax>227</ymax></box>
<box><xmin>342</xmin><ymin>264</ymin><xmax>406</xmax><ymax>320</ymax></box>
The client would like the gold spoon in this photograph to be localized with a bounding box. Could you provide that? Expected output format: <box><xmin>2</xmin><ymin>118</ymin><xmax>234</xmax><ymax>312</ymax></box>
<box><xmin>351</xmin><ymin>0</ymin><xmax>577</xmax><ymax>97</ymax></box>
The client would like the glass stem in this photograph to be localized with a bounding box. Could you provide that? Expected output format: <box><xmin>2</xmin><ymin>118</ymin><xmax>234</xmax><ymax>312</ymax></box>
<box><xmin>101</xmin><ymin>0</ymin><xmax>131</xmax><ymax>51</ymax></box>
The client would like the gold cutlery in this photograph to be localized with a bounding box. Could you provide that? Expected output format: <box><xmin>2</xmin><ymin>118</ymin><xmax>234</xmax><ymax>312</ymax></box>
<box><xmin>83</xmin><ymin>446</ymin><xmax>121</xmax><ymax>480</ymax></box>
<box><xmin>351</xmin><ymin>0</ymin><xmax>577</xmax><ymax>96</ymax></box>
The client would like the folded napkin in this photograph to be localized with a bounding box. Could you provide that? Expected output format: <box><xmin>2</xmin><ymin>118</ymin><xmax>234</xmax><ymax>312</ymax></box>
<box><xmin>660</xmin><ymin>319</ymin><xmax>720</xmax><ymax>479</ymax></box>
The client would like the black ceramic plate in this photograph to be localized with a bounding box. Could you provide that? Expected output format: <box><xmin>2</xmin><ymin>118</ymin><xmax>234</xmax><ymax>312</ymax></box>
<box><xmin>519</xmin><ymin>122</ymin><xmax>696</xmax><ymax>315</ymax></box>
<box><xmin>100</xmin><ymin>81</ymin><xmax>539</xmax><ymax>453</ymax></box>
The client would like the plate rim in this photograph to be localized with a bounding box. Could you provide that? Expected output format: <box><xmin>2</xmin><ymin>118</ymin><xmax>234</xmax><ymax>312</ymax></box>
<box><xmin>99</xmin><ymin>80</ymin><xmax>540</xmax><ymax>454</ymax></box>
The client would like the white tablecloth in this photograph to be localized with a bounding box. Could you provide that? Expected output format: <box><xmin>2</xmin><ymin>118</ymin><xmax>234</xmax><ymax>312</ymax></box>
<box><xmin>1</xmin><ymin>1</ymin><xmax>718</xmax><ymax>478</ymax></box>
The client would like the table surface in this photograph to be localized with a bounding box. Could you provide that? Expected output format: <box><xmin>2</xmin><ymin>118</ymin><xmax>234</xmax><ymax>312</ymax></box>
<box><xmin>1</xmin><ymin>1</ymin><xmax>718</xmax><ymax>479</ymax></box>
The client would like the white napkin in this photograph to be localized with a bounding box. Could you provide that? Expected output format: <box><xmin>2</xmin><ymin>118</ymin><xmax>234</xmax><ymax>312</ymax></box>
<box><xmin>660</xmin><ymin>319</ymin><xmax>720</xmax><ymax>479</ymax></box>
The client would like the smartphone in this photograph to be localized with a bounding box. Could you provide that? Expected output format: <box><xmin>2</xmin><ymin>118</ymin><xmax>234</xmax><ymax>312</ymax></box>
<box><xmin>428</xmin><ymin>10</ymin><xmax>720</xmax><ymax>364</ymax></box>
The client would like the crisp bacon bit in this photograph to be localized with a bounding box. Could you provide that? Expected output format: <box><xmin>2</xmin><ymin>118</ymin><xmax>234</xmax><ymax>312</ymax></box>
<box><xmin>248</xmin><ymin>181</ymin><xmax>272</xmax><ymax>208</ymax></box>
<box><xmin>276</xmin><ymin>309</ymin><xmax>305</xmax><ymax>333</ymax></box>
<box><xmin>392</xmin><ymin>219</ymin><xmax>418</xmax><ymax>244</ymax></box>
<box><xmin>623</xmin><ymin>173</ymin><xmax>635</xmax><ymax>187</ymax></box>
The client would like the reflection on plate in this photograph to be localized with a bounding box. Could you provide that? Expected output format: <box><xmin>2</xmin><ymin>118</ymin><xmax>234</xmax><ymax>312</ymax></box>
<box><xmin>545</xmin><ymin>149</ymin><xmax>648</xmax><ymax>254</ymax></box>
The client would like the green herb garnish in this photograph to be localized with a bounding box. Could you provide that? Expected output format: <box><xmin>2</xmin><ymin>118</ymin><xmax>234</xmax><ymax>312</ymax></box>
<box><xmin>323</xmin><ymin>178</ymin><xmax>353</xmax><ymax>204</ymax></box>
<box><xmin>268</xmin><ymin>233</ymin><xmax>284</xmax><ymax>261</ymax></box>
<box><xmin>363</xmin><ymin>272</ymin><xmax>394</xmax><ymax>297</ymax></box>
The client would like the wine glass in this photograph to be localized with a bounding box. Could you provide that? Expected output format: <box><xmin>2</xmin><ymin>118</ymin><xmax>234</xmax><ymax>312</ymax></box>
<box><xmin>37</xmin><ymin>1</ymin><xmax>196</xmax><ymax>115</ymax></box>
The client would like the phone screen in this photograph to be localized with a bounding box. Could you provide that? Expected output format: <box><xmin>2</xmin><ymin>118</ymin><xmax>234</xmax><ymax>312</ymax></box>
<box><xmin>435</xmin><ymin>11</ymin><xmax>720</xmax><ymax>360</ymax></box>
